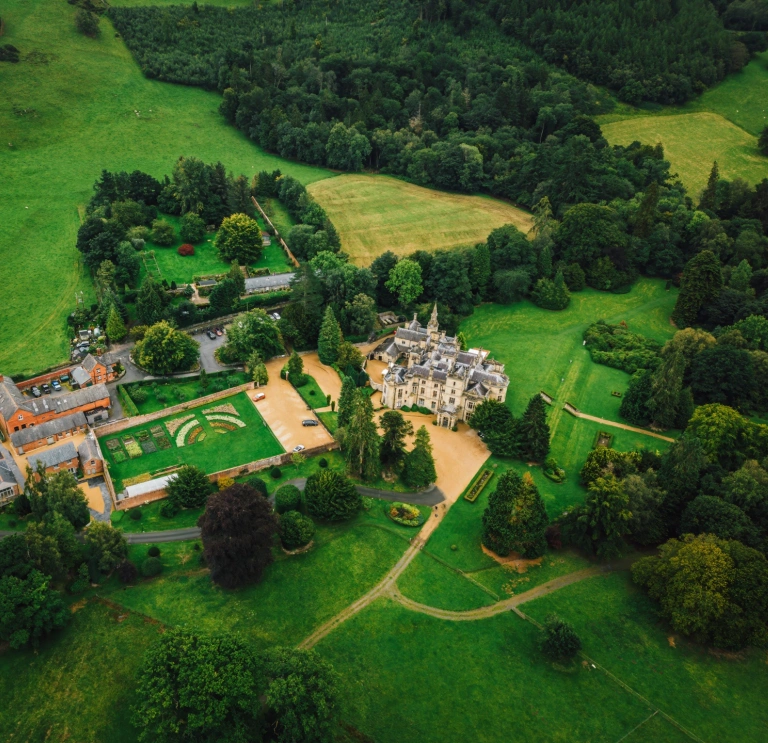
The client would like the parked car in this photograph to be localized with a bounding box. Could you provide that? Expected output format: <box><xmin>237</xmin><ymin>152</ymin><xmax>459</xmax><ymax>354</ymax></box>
<box><xmin>270</xmin><ymin>312</ymin><xmax>281</xmax><ymax>321</ymax></box>
<box><xmin>292</xmin><ymin>444</ymin><xmax>305</xmax><ymax>453</ymax></box>
<box><xmin>51</xmin><ymin>379</ymin><xmax>62</xmax><ymax>392</ymax></box>
<box><xmin>253</xmin><ymin>392</ymin><xmax>266</xmax><ymax>402</ymax></box>
<box><xmin>30</xmin><ymin>386</ymin><xmax>42</xmax><ymax>398</ymax></box>
<box><xmin>59</xmin><ymin>374</ymin><xmax>69</xmax><ymax>383</ymax></box>
<box><xmin>206</xmin><ymin>329</ymin><xmax>216</xmax><ymax>340</ymax></box>
<box><xmin>302</xmin><ymin>419</ymin><xmax>318</xmax><ymax>427</ymax></box>
<box><xmin>215</xmin><ymin>327</ymin><xmax>223</xmax><ymax>336</ymax></box>
<box><xmin>41</xmin><ymin>383</ymin><xmax>51</xmax><ymax>395</ymax></box>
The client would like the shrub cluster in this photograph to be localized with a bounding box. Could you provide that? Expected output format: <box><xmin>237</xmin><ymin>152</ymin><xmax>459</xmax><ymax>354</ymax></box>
<box><xmin>177</xmin><ymin>243</ymin><xmax>195</xmax><ymax>256</ymax></box>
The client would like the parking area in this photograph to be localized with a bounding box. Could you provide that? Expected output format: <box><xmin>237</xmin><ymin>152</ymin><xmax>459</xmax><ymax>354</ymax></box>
<box><xmin>256</xmin><ymin>358</ymin><xmax>336</xmax><ymax>452</ymax></box>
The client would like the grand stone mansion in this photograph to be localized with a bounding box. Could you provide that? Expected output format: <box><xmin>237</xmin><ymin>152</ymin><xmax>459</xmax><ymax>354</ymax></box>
<box><xmin>368</xmin><ymin>306</ymin><xmax>510</xmax><ymax>428</ymax></box>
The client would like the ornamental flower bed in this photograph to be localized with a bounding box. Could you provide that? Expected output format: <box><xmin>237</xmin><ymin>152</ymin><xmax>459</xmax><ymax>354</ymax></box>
<box><xmin>187</xmin><ymin>426</ymin><xmax>206</xmax><ymax>444</ymax></box>
<box><xmin>210</xmin><ymin>421</ymin><xmax>237</xmax><ymax>434</ymax></box>
<box><xmin>166</xmin><ymin>414</ymin><xmax>195</xmax><ymax>437</ymax></box>
<box><xmin>175</xmin><ymin>418</ymin><xmax>201</xmax><ymax>447</ymax></box>
<box><xmin>202</xmin><ymin>403</ymin><xmax>239</xmax><ymax>416</ymax></box>
<box><xmin>122</xmin><ymin>435</ymin><xmax>143</xmax><ymax>459</ymax></box>
<box><xmin>464</xmin><ymin>469</ymin><xmax>492</xmax><ymax>502</ymax></box>
<box><xmin>204</xmin><ymin>413</ymin><xmax>246</xmax><ymax>428</ymax></box>
<box><xmin>387</xmin><ymin>502</ymin><xmax>424</xmax><ymax>527</ymax></box>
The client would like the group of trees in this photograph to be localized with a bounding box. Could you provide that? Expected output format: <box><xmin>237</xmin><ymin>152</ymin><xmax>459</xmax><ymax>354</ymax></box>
<box><xmin>132</xmin><ymin>628</ymin><xmax>340</xmax><ymax>743</ymax></box>
<box><xmin>557</xmin><ymin>400</ymin><xmax>768</xmax><ymax>648</ymax></box>
<box><xmin>619</xmin><ymin>318</ymin><xmax>768</xmax><ymax>428</ymax></box>
<box><xmin>468</xmin><ymin>395</ymin><xmax>551</xmax><ymax>463</ymax></box>
<box><xmin>110</xmin><ymin>1</ymin><xmax>674</xmax><ymax>214</ymax></box>
<box><xmin>0</xmin><ymin>468</ymin><xmax>127</xmax><ymax>649</ymax></box>
<box><xmin>132</xmin><ymin>320</ymin><xmax>199</xmax><ymax>375</ymax></box>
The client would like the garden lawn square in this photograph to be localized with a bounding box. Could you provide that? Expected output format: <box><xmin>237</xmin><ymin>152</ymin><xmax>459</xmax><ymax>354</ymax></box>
<box><xmin>100</xmin><ymin>392</ymin><xmax>283</xmax><ymax>492</ymax></box>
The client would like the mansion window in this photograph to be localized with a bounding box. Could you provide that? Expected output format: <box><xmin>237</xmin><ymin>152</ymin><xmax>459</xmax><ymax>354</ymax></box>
<box><xmin>431</xmin><ymin>401</ymin><xmax>436</xmax><ymax>409</ymax></box>
<box><xmin>398</xmin><ymin>389</ymin><xmax>403</xmax><ymax>397</ymax></box>
<box><xmin>419</xmin><ymin>398</ymin><xmax>424</xmax><ymax>406</ymax></box>
<box><xmin>467</xmin><ymin>402</ymin><xmax>475</xmax><ymax>410</ymax></box>
<box><xmin>412</xmin><ymin>385</ymin><xmax>418</xmax><ymax>393</ymax></box>
<box><xmin>433</xmin><ymin>390</ymin><xmax>437</xmax><ymax>397</ymax></box>
<box><xmin>497</xmin><ymin>395</ymin><xmax>502</xmax><ymax>401</ymax></box>
<box><xmin>449</xmin><ymin>397</ymin><xmax>455</xmax><ymax>404</ymax></box>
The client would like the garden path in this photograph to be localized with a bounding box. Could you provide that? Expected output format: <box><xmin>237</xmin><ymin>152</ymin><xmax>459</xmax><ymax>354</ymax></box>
<box><xmin>564</xmin><ymin>407</ymin><xmax>675</xmax><ymax>443</ymax></box>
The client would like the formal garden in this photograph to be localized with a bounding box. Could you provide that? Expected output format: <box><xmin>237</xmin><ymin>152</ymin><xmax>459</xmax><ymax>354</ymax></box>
<box><xmin>102</xmin><ymin>392</ymin><xmax>283</xmax><ymax>491</ymax></box>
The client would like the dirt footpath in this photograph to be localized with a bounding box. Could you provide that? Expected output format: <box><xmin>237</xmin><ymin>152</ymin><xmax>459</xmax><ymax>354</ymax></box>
<box><xmin>259</xmin><ymin>359</ymin><xmax>335</xmax><ymax>452</ymax></box>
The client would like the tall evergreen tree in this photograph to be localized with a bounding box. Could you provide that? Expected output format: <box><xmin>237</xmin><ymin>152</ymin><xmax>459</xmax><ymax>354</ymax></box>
<box><xmin>470</xmin><ymin>243</ymin><xmax>491</xmax><ymax>299</ymax></box>
<box><xmin>286</xmin><ymin>351</ymin><xmax>305</xmax><ymax>385</ymax></box>
<box><xmin>481</xmin><ymin>469</ymin><xmax>520</xmax><ymax>557</ymax></box>
<box><xmin>699</xmin><ymin>161</ymin><xmax>720</xmax><ymax>213</ymax></box>
<box><xmin>106</xmin><ymin>304</ymin><xmax>127</xmax><ymax>342</ymax></box>
<box><xmin>633</xmin><ymin>181</ymin><xmax>659</xmax><ymax>238</ymax></box>
<box><xmin>379</xmin><ymin>411</ymin><xmax>414</xmax><ymax>468</ymax></box>
<box><xmin>510</xmin><ymin>472</ymin><xmax>549</xmax><ymax>558</ymax></box>
<box><xmin>671</xmin><ymin>250</ymin><xmax>722</xmax><ymax>328</ymax></box>
<box><xmin>136</xmin><ymin>275</ymin><xmax>165</xmax><ymax>326</ymax></box>
<box><xmin>519</xmin><ymin>394</ymin><xmax>550</xmax><ymax>461</ymax></box>
<box><xmin>341</xmin><ymin>390</ymin><xmax>380</xmax><ymax>481</ymax></box>
<box><xmin>648</xmin><ymin>350</ymin><xmax>685</xmax><ymax>429</ymax></box>
<box><xmin>402</xmin><ymin>426</ymin><xmax>437</xmax><ymax>490</ymax></box>
<box><xmin>317</xmin><ymin>306</ymin><xmax>342</xmax><ymax>365</ymax></box>
<box><xmin>336</xmin><ymin>375</ymin><xmax>357</xmax><ymax>429</ymax></box>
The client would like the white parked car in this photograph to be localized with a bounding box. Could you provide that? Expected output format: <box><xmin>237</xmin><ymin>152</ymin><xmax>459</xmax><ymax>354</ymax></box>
<box><xmin>292</xmin><ymin>444</ymin><xmax>305</xmax><ymax>453</ymax></box>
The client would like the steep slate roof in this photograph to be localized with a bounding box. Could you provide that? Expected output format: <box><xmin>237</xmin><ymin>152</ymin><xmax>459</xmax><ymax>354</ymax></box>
<box><xmin>10</xmin><ymin>411</ymin><xmax>87</xmax><ymax>448</ymax></box>
<box><xmin>28</xmin><ymin>441</ymin><xmax>78</xmax><ymax>471</ymax></box>
<box><xmin>71</xmin><ymin>367</ymin><xmax>91</xmax><ymax>387</ymax></box>
<box><xmin>6</xmin><ymin>384</ymin><xmax>109</xmax><ymax>419</ymax></box>
<box><xmin>81</xmin><ymin>354</ymin><xmax>101</xmax><ymax>372</ymax></box>
<box><xmin>244</xmin><ymin>272</ymin><xmax>295</xmax><ymax>292</ymax></box>
<box><xmin>78</xmin><ymin>435</ymin><xmax>101</xmax><ymax>463</ymax></box>
<box><xmin>0</xmin><ymin>446</ymin><xmax>25</xmax><ymax>491</ymax></box>
<box><xmin>0</xmin><ymin>377</ymin><xmax>27</xmax><ymax>421</ymax></box>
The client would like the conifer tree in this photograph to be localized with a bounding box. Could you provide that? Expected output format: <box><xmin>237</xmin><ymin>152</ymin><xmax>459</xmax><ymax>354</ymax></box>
<box><xmin>470</xmin><ymin>243</ymin><xmax>491</xmax><ymax>299</ymax></box>
<box><xmin>227</xmin><ymin>260</ymin><xmax>246</xmax><ymax>296</ymax></box>
<box><xmin>698</xmin><ymin>161</ymin><xmax>720</xmax><ymax>213</ymax></box>
<box><xmin>519</xmin><ymin>394</ymin><xmax>550</xmax><ymax>461</ymax></box>
<box><xmin>510</xmin><ymin>472</ymin><xmax>549</xmax><ymax>558</ymax></box>
<box><xmin>481</xmin><ymin>469</ymin><xmax>520</xmax><ymax>557</ymax></box>
<box><xmin>671</xmin><ymin>250</ymin><xmax>722</xmax><ymax>328</ymax></box>
<box><xmin>336</xmin><ymin>375</ymin><xmax>357</xmax><ymax>429</ymax></box>
<box><xmin>136</xmin><ymin>275</ymin><xmax>165</xmax><ymax>326</ymax></box>
<box><xmin>247</xmin><ymin>350</ymin><xmax>268</xmax><ymax>386</ymax></box>
<box><xmin>317</xmin><ymin>306</ymin><xmax>342</xmax><ymax>365</ymax></box>
<box><xmin>286</xmin><ymin>351</ymin><xmax>305</xmax><ymax>386</ymax></box>
<box><xmin>648</xmin><ymin>350</ymin><xmax>685</xmax><ymax>429</ymax></box>
<box><xmin>402</xmin><ymin>426</ymin><xmax>437</xmax><ymax>489</ymax></box>
<box><xmin>341</xmin><ymin>390</ymin><xmax>380</xmax><ymax>481</ymax></box>
<box><xmin>633</xmin><ymin>181</ymin><xmax>659</xmax><ymax>238</ymax></box>
<box><xmin>379</xmin><ymin>411</ymin><xmax>414</xmax><ymax>468</ymax></box>
<box><xmin>106</xmin><ymin>304</ymin><xmax>127</xmax><ymax>342</ymax></box>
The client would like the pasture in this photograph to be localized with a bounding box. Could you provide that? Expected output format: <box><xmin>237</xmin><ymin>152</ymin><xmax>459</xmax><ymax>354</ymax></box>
<box><xmin>101</xmin><ymin>391</ymin><xmax>283</xmax><ymax>491</ymax></box>
<box><xmin>307</xmin><ymin>174</ymin><xmax>534</xmax><ymax>265</ymax></box>
<box><xmin>0</xmin><ymin>0</ymin><xmax>329</xmax><ymax>377</ymax></box>
<box><xmin>598</xmin><ymin>52</ymin><xmax>768</xmax><ymax>196</ymax></box>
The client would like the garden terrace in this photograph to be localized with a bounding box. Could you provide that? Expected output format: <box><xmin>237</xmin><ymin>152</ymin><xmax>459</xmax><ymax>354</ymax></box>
<box><xmin>100</xmin><ymin>391</ymin><xmax>283</xmax><ymax>492</ymax></box>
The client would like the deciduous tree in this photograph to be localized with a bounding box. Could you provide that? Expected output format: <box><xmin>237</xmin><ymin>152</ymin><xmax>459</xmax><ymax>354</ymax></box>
<box><xmin>25</xmin><ymin>468</ymin><xmax>90</xmax><ymax>530</ymax></box>
<box><xmin>215</xmin><ymin>213</ymin><xmax>262</xmax><ymax>264</ymax></box>
<box><xmin>0</xmin><ymin>570</ymin><xmax>67</xmax><ymax>649</ymax></box>
<box><xmin>84</xmin><ymin>522</ymin><xmax>128</xmax><ymax>574</ymax></box>
<box><xmin>134</xmin><ymin>321</ymin><xmax>199</xmax><ymax>375</ymax></box>
<box><xmin>671</xmin><ymin>250</ymin><xmax>722</xmax><ymax>328</ymax></box>
<box><xmin>386</xmin><ymin>258</ymin><xmax>423</xmax><ymax>307</ymax></box>
<box><xmin>317</xmin><ymin>306</ymin><xmax>342</xmax><ymax>365</ymax></box>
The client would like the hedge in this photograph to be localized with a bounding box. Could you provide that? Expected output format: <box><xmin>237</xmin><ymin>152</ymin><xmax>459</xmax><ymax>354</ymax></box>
<box><xmin>117</xmin><ymin>384</ymin><xmax>139</xmax><ymax>417</ymax></box>
<box><xmin>464</xmin><ymin>469</ymin><xmax>493</xmax><ymax>503</ymax></box>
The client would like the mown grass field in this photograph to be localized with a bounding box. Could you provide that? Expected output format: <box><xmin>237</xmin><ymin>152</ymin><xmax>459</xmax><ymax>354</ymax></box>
<box><xmin>102</xmin><ymin>391</ymin><xmax>283</xmax><ymax>491</ymax></box>
<box><xmin>598</xmin><ymin>52</ymin><xmax>768</xmax><ymax>195</ymax></box>
<box><xmin>0</xmin><ymin>0</ymin><xmax>330</xmax><ymax>377</ymax></box>
<box><xmin>459</xmin><ymin>278</ymin><xmax>678</xmax><ymax>514</ymax></box>
<box><xmin>307</xmin><ymin>174</ymin><xmax>534</xmax><ymax>265</ymax></box>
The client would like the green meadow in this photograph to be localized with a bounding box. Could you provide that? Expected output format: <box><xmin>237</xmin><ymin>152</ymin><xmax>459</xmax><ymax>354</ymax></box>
<box><xmin>0</xmin><ymin>0</ymin><xmax>330</xmax><ymax>377</ymax></box>
<box><xmin>599</xmin><ymin>52</ymin><xmax>768</xmax><ymax>195</ymax></box>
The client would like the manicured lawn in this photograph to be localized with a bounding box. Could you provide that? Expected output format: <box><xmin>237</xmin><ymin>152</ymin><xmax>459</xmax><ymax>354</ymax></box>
<box><xmin>318</xmin><ymin>410</ymin><xmax>338</xmax><ymax>433</ymax></box>
<box><xmin>0</xmin><ymin>599</ymin><xmax>159</xmax><ymax>743</ymax></box>
<box><xmin>138</xmin><ymin>214</ymin><xmax>293</xmax><ymax>286</ymax></box>
<box><xmin>111</xmin><ymin>499</ymin><xmax>204</xmax><ymax>533</ymax></box>
<box><xmin>459</xmin><ymin>280</ymin><xmax>678</xmax><ymax>517</ymax></box>
<box><xmin>0</xmin><ymin>0</ymin><xmax>330</xmax><ymax>377</ymax></box>
<box><xmin>102</xmin><ymin>391</ymin><xmax>283</xmax><ymax>491</ymax></box>
<box><xmin>295</xmin><ymin>375</ymin><xmax>328</xmax><ymax>409</ymax></box>
<box><xmin>101</xmin><ymin>502</ymin><xmax>415</xmax><ymax>649</ymax></box>
<box><xmin>316</xmin><ymin>597</ymin><xmax>656</xmax><ymax>743</ymax></box>
<box><xmin>307</xmin><ymin>173</ymin><xmax>534</xmax><ymax>266</ymax></box>
<box><xmin>524</xmin><ymin>571</ymin><xmax>768</xmax><ymax>743</ymax></box>
<box><xmin>0</xmin><ymin>509</ymin><xmax>28</xmax><ymax>531</ymax></box>
<box><xmin>263</xmin><ymin>197</ymin><xmax>297</xmax><ymax>238</ymax></box>
<box><xmin>598</xmin><ymin>52</ymin><xmax>768</xmax><ymax>195</ymax></box>
<box><xmin>122</xmin><ymin>371</ymin><xmax>249</xmax><ymax>415</ymax></box>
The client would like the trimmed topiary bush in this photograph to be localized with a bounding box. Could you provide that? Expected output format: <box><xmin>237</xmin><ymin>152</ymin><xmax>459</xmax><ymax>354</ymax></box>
<box><xmin>129</xmin><ymin>509</ymin><xmax>142</xmax><ymax>521</ymax></box>
<box><xmin>274</xmin><ymin>484</ymin><xmax>302</xmax><ymax>514</ymax></box>
<box><xmin>247</xmin><ymin>476</ymin><xmax>268</xmax><ymax>497</ymax></box>
<box><xmin>141</xmin><ymin>557</ymin><xmax>163</xmax><ymax>577</ymax></box>
<box><xmin>279</xmin><ymin>511</ymin><xmax>315</xmax><ymax>550</ymax></box>
<box><xmin>117</xmin><ymin>560</ymin><xmax>138</xmax><ymax>584</ymax></box>
<box><xmin>147</xmin><ymin>546</ymin><xmax>161</xmax><ymax>558</ymax></box>
<box><xmin>270</xmin><ymin>466</ymin><xmax>282</xmax><ymax>480</ymax></box>
<box><xmin>318</xmin><ymin>458</ymin><xmax>328</xmax><ymax>468</ymax></box>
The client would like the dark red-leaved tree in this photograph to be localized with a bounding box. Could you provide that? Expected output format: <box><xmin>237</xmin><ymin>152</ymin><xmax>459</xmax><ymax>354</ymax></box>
<box><xmin>198</xmin><ymin>483</ymin><xmax>278</xmax><ymax>589</ymax></box>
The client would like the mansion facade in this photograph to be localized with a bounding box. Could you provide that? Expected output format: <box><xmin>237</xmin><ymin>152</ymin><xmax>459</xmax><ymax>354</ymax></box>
<box><xmin>369</xmin><ymin>306</ymin><xmax>510</xmax><ymax>428</ymax></box>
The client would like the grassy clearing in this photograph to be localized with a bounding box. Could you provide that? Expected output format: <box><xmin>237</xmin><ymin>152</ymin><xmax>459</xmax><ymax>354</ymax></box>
<box><xmin>101</xmin><ymin>503</ymin><xmax>414</xmax><ymax>649</ymax></box>
<box><xmin>459</xmin><ymin>279</ymin><xmax>678</xmax><ymax>515</ymax></box>
<box><xmin>294</xmin><ymin>375</ymin><xmax>328</xmax><ymax>409</ymax></box>
<box><xmin>102</xmin><ymin>391</ymin><xmax>283</xmax><ymax>491</ymax></box>
<box><xmin>307</xmin><ymin>174</ymin><xmax>534</xmax><ymax>266</ymax></box>
<box><xmin>111</xmin><ymin>499</ymin><xmax>204</xmax><ymax>533</ymax></box>
<box><xmin>122</xmin><ymin>371</ymin><xmax>249</xmax><ymax>415</ymax></box>
<box><xmin>317</xmin><ymin>597</ymin><xmax>655</xmax><ymax>743</ymax></box>
<box><xmin>0</xmin><ymin>0</ymin><xmax>329</xmax><ymax>377</ymax></box>
<box><xmin>601</xmin><ymin>112</ymin><xmax>768</xmax><ymax>197</ymax></box>
<box><xmin>524</xmin><ymin>571</ymin><xmax>768</xmax><ymax>742</ymax></box>
<box><xmin>0</xmin><ymin>599</ymin><xmax>158</xmax><ymax>742</ymax></box>
<box><xmin>598</xmin><ymin>53</ymin><xmax>768</xmax><ymax>195</ymax></box>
